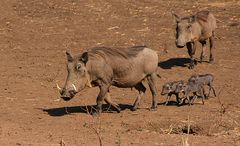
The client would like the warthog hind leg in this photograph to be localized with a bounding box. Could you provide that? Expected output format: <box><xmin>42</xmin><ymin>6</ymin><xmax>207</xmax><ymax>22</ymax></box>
<box><xmin>200</xmin><ymin>40</ymin><xmax>207</xmax><ymax>63</ymax></box>
<box><xmin>209</xmin><ymin>36</ymin><xmax>214</xmax><ymax>63</ymax></box>
<box><xmin>132</xmin><ymin>82</ymin><xmax>146</xmax><ymax>111</ymax></box>
<box><xmin>147</xmin><ymin>73</ymin><xmax>158</xmax><ymax>111</ymax></box>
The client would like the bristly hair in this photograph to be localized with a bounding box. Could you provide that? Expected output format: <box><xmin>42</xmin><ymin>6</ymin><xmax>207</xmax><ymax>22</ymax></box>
<box><xmin>196</xmin><ymin>10</ymin><xmax>210</xmax><ymax>22</ymax></box>
<box><xmin>181</xmin><ymin>10</ymin><xmax>210</xmax><ymax>23</ymax></box>
<box><xmin>88</xmin><ymin>46</ymin><xmax>146</xmax><ymax>59</ymax></box>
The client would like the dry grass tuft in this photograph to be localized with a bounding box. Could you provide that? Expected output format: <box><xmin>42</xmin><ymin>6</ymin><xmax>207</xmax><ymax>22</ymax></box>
<box><xmin>85</xmin><ymin>105</ymin><xmax>103</xmax><ymax>146</ymax></box>
<box><xmin>182</xmin><ymin>113</ymin><xmax>191</xmax><ymax>146</ymax></box>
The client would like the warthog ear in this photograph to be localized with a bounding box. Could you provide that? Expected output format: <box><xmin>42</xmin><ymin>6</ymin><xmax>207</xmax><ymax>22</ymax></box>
<box><xmin>172</xmin><ymin>12</ymin><xmax>180</xmax><ymax>23</ymax></box>
<box><xmin>66</xmin><ymin>51</ymin><xmax>73</xmax><ymax>62</ymax></box>
<box><xmin>80</xmin><ymin>52</ymin><xmax>88</xmax><ymax>64</ymax></box>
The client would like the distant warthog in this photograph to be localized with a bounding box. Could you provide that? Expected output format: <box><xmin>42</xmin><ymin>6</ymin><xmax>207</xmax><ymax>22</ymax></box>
<box><xmin>161</xmin><ymin>80</ymin><xmax>185</xmax><ymax>105</ymax></box>
<box><xmin>173</xmin><ymin>10</ymin><xmax>217</xmax><ymax>69</ymax></box>
<box><xmin>57</xmin><ymin>46</ymin><xmax>160</xmax><ymax>114</ymax></box>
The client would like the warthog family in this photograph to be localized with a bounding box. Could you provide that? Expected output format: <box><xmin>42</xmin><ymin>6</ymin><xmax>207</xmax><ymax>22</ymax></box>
<box><xmin>56</xmin><ymin>10</ymin><xmax>218</xmax><ymax>114</ymax></box>
<box><xmin>173</xmin><ymin>10</ymin><xmax>217</xmax><ymax>69</ymax></box>
<box><xmin>162</xmin><ymin>74</ymin><xmax>216</xmax><ymax>105</ymax></box>
<box><xmin>57</xmin><ymin>46</ymin><xmax>159</xmax><ymax>113</ymax></box>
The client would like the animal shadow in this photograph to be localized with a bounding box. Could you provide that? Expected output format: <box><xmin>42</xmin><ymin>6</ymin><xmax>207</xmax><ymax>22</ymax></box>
<box><xmin>158</xmin><ymin>101</ymin><xmax>180</xmax><ymax>106</ymax></box>
<box><xmin>158</xmin><ymin>58</ymin><xmax>191</xmax><ymax>69</ymax></box>
<box><xmin>42</xmin><ymin>104</ymin><xmax>133</xmax><ymax>116</ymax></box>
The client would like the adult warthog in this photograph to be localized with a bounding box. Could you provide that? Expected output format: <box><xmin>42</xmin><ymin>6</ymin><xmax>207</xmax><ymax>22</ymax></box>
<box><xmin>173</xmin><ymin>10</ymin><xmax>217</xmax><ymax>69</ymax></box>
<box><xmin>57</xmin><ymin>46</ymin><xmax>160</xmax><ymax>114</ymax></box>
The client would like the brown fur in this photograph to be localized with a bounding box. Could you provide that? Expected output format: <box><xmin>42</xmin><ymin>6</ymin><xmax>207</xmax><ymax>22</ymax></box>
<box><xmin>88</xmin><ymin>46</ymin><xmax>145</xmax><ymax>60</ymax></box>
<box><xmin>196</xmin><ymin>10</ymin><xmax>210</xmax><ymax>22</ymax></box>
<box><xmin>60</xmin><ymin>46</ymin><xmax>159</xmax><ymax>113</ymax></box>
<box><xmin>174</xmin><ymin>10</ymin><xmax>217</xmax><ymax>69</ymax></box>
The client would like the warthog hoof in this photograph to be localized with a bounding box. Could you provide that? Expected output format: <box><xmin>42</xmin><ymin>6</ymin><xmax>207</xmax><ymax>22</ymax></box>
<box><xmin>131</xmin><ymin>106</ymin><xmax>137</xmax><ymax>111</ymax></box>
<box><xmin>204</xmin><ymin>94</ymin><xmax>208</xmax><ymax>100</ymax></box>
<box><xmin>200</xmin><ymin>55</ymin><xmax>206</xmax><ymax>63</ymax></box>
<box><xmin>115</xmin><ymin>106</ymin><xmax>121</xmax><ymax>113</ymax></box>
<box><xmin>150</xmin><ymin>106</ymin><xmax>157</xmax><ymax>111</ymax></box>
<box><xmin>194</xmin><ymin>59</ymin><xmax>198</xmax><ymax>65</ymax></box>
<box><xmin>209</xmin><ymin>59</ymin><xmax>214</xmax><ymax>64</ymax></box>
<box><xmin>92</xmin><ymin>107</ymin><xmax>102</xmax><ymax>116</ymax></box>
<box><xmin>188</xmin><ymin>64</ymin><xmax>194</xmax><ymax>69</ymax></box>
<box><xmin>92</xmin><ymin>111</ymin><xmax>101</xmax><ymax>116</ymax></box>
<box><xmin>178</xmin><ymin>98</ymin><xmax>185</xmax><ymax>105</ymax></box>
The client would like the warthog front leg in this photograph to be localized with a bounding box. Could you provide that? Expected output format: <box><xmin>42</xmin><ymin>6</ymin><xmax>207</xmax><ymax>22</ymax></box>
<box><xmin>179</xmin><ymin>91</ymin><xmax>191</xmax><ymax>106</ymax></box>
<box><xmin>175</xmin><ymin>93</ymin><xmax>180</xmax><ymax>105</ymax></box>
<box><xmin>191</xmin><ymin>89</ymin><xmax>205</xmax><ymax>105</ymax></box>
<box><xmin>165</xmin><ymin>94</ymin><xmax>172</xmax><ymax>105</ymax></box>
<box><xmin>104</xmin><ymin>92</ymin><xmax>121</xmax><ymax>113</ymax></box>
<box><xmin>187</xmin><ymin>42</ymin><xmax>197</xmax><ymax>69</ymax></box>
<box><xmin>165</xmin><ymin>93</ymin><xmax>179</xmax><ymax>105</ymax></box>
<box><xmin>190</xmin><ymin>94</ymin><xmax>197</xmax><ymax>105</ymax></box>
<box><xmin>96</xmin><ymin>85</ymin><xmax>110</xmax><ymax>114</ymax></box>
<box><xmin>187</xmin><ymin>95</ymin><xmax>192</xmax><ymax>106</ymax></box>
<box><xmin>132</xmin><ymin>82</ymin><xmax>146</xmax><ymax>111</ymax></box>
<box><xmin>179</xmin><ymin>95</ymin><xmax>190</xmax><ymax>105</ymax></box>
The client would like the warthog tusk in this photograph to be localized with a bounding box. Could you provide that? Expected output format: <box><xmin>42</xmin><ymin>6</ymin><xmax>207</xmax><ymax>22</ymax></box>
<box><xmin>87</xmin><ymin>79</ymin><xmax>92</xmax><ymax>88</ymax></box>
<box><xmin>86</xmin><ymin>74</ymin><xmax>92</xmax><ymax>88</ymax></box>
<box><xmin>72</xmin><ymin>84</ymin><xmax>77</xmax><ymax>91</ymax></box>
<box><xmin>56</xmin><ymin>83</ymin><xmax>62</xmax><ymax>91</ymax></box>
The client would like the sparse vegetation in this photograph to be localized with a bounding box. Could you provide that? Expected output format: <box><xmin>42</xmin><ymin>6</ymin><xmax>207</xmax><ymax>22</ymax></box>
<box><xmin>0</xmin><ymin>0</ymin><xmax>239</xmax><ymax>145</ymax></box>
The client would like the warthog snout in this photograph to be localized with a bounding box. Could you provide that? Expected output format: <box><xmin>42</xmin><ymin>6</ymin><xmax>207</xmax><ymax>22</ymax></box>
<box><xmin>61</xmin><ymin>89</ymin><xmax>77</xmax><ymax>101</ymax></box>
<box><xmin>56</xmin><ymin>83</ymin><xmax>77</xmax><ymax>101</ymax></box>
<box><xmin>176</xmin><ymin>40</ymin><xmax>185</xmax><ymax>48</ymax></box>
<box><xmin>61</xmin><ymin>96</ymin><xmax>71</xmax><ymax>101</ymax></box>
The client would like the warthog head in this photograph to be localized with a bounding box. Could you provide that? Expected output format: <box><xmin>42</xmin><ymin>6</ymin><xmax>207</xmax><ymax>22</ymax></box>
<box><xmin>188</xmin><ymin>75</ymin><xmax>199</xmax><ymax>83</ymax></box>
<box><xmin>57</xmin><ymin>51</ymin><xmax>91</xmax><ymax>101</ymax></box>
<box><xmin>161</xmin><ymin>83</ymin><xmax>173</xmax><ymax>95</ymax></box>
<box><xmin>175</xmin><ymin>82</ymin><xmax>187</xmax><ymax>93</ymax></box>
<box><xmin>173</xmin><ymin>13</ymin><xmax>195</xmax><ymax>48</ymax></box>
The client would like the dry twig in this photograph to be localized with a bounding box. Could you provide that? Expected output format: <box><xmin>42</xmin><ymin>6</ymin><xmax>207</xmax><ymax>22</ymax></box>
<box><xmin>60</xmin><ymin>139</ymin><xmax>66</xmax><ymax>146</ymax></box>
<box><xmin>216</xmin><ymin>87</ymin><xmax>226</xmax><ymax>114</ymax></box>
<box><xmin>85</xmin><ymin>105</ymin><xmax>103</xmax><ymax>146</ymax></box>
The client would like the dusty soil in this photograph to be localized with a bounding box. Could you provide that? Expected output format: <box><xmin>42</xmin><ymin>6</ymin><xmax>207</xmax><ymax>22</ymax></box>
<box><xmin>0</xmin><ymin>0</ymin><xmax>240</xmax><ymax>146</ymax></box>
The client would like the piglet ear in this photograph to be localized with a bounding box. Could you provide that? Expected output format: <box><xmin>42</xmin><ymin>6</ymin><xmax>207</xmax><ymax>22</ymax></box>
<box><xmin>172</xmin><ymin>12</ymin><xmax>180</xmax><ymax>23</ymax></box>
<box><xmin>80</xmin><ymin>52</ymin><xmax>88</xmax><ymax>64</ymax></box>
<box><xmin>66</xmin><ymin>51</ymin><xmax>73</xmax><ymax>62</ymax></box>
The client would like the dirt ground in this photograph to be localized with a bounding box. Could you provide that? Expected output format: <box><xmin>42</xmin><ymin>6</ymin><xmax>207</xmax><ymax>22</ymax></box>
<box><xmin>0</xmin><ymin>0</ymin><xmax>240</xmax><ymax>146</ymax></box>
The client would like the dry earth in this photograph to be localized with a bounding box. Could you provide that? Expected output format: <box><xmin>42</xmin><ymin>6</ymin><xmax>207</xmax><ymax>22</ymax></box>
<box><xmin>0</xmin><ymin>0</ymin><xmax>240</xmax><ymax>146</ymax></box>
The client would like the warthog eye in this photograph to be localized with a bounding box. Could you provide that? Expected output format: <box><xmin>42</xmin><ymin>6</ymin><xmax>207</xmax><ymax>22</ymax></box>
<box><xmin>76</xmin><ymin>63</ymin><xmax>82</xmax><ymax>70</ymax></box>
<box><xmin>187</xmin><ymin>24</ymin><xmax>192</xmax><ymax>30</ymax></box>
